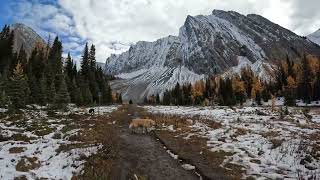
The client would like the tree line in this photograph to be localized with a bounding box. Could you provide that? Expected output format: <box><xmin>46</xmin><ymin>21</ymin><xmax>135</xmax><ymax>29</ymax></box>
<box><xmin>0</xmin><ymin>25</ymin><xmax>120</xmax><ymax>111</ymax></box>
<box><xmin>145</xmin><ymin>54</ymin><xmax>320</xmax><ymax>106</ymax></box>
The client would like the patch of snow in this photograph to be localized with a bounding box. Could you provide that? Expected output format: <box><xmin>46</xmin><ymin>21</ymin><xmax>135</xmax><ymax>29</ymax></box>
<box><xmin>0</xmin><ymin>108</ymin><xmax>8</xmax><ymax>113</ymax></box>
<box><xmin>167</xmin><ymin>125</ymin><xmax>175</xmax><ymax>132</ymax></box>
<box><xmin>181</xmin><ymin>164</ymin><xmax>196</xmax><ymax>171</ymax></box>
<box><xmin>166</xmin><ymin>150</ymin><xmax>178</xmax><ymax>160</ymax></box>
<box><xmin>296</xmin><ymin>100</ymin><xmax>320</xmax><ymax>107</ymax></box>
<box><xmin>66</xmin><ymin>105</ymin><xmax>118</xmax><ymax>115</ymax></box>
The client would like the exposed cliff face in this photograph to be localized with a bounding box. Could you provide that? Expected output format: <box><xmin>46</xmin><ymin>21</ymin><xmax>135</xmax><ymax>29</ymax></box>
<box><xmin>11</xmin><ymin>23</ymin><xmax>46</xmax><ymax>57</ymax></box>
<box><xmin>105</xmin><ymin>10</ymin><xmax>320</xmax><ymax>102</ymax></box>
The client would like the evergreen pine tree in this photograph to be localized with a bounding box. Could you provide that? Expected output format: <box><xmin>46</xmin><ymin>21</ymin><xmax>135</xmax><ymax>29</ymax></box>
<box><xmin>101</xmin><ymin>80</ymin><xmax>108</xmax><ymax>105</ymax></box>
<box><xmin>7</xmin><ymin>63</ymin><xmax>28</xmax><ymax>110</ymax></box>
<box><xmin>65</xmin><ymin>52</ymin><xmax>74</xmax><ymax>80</ymax></box>
<box><xmin>162</xmin><ymin>90</ymin><xmax>172</xmax><ymax>105</ymax></box>
<box><xmin>74</xmin><ymin>87</ymin><xmax>83</xmax><ymax>106</ymax></box>
<box><xmin>0</xmin><ymin>74</ymin><xmax>8</xmax><ymax>107</ymax></box>
<box><xmin>89</xmin><ymin>44</ymin><xmax>96</xmax><ymax>70</ymax></box>
<box><xmin>255</xmin><ymin>91</ymin><xmax>262</xmax><ymax>105</ymax></box>
<box><xmin>204</xmin><ymin>78</ymin><xmax>214</xmax><ymax>99</ymax></box>
<box><xmin>55</xmin><ymin>75</ymin><xmax>70</xmax><ymax>108</ymax></box>
<box><xmin>28</xmin><ymin>75</ymin><xmax>41</xmax><ymax>104</ymax></box>
<box><xmin>0</xmin><ymin>25</ymin><xmax>14</xmax><ymax>76</ymax></box>
<box><xmin>261</xmin><ymin>88</ymin><xmax>271</xmax><ymax>102</ymax></box>
<box><xmin>72</xmin><ymin>64</ymin><xmax>77</xmax><ymax>79</ymax></box>
<box><xmin>173</xmin><ymin>82</ymin><xmax>183</xmax><ymax>105</ymax></box>
<box><xmin>9</xmin><ymin>52</ymin><xmax>18</xmax><ymax>75</ymax></box>
<box><xmin>39</xmin><ymin>74</ymin><xmax>47</xmax><ymax>105</ymax></box>
<box><xmin>184</xmin><ymin>83</ymin><xmax>193</xmax><ymax>105</ymax></box>
<box><xmin>156</xmin><ymin>93</ymin><xmax>160</xmax><ymax>104</ymax></box>
<box><xmin>301</xmin><ymin>54</ymin><xmax>312</xmax><ymax>104</ymax></box>
<box><xmin>219</xmin><ymin>78</ymin><xmax>236</xmax><ymax>106</ymax></box>
<box><xmin>118</xmin><ymin>93</ymin><xmax>123</xmax><ymax>104</ymax></box>
<box><xmin>48</xmin><ymin>36</ymin><xmax>63</xmax><ymax>75</ymax></box>
<box><xmin>47</xmin><ymin>80</ymin><xmax>56</xmax><ymax>104</ymax></box>
<box><xmin>81</xmin><ymin>82</ymin><xmax>93</xmax><ymax>105</ymax></box>
<box><xmin>106</xmin><ymin>84</ymin><xmax>113</xmax><ymax>104</ymax></box>
<box><xmin>68</xmin><ymin>78</ymin><xmax>78</xmax><ymax>103</ymax></box>
<box><xmin>80</xmin><ymin>43</ymin><xmax>90</xmax><ymax>78</ymax></box>
<box><xmin>314</xmin><ymin>63</ymin><xmax>320</xmax><ymax>101</ymax></box>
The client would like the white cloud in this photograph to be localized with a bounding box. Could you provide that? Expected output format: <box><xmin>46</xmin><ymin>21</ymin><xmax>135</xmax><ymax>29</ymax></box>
<box><xmin>10</xmin><ymin>0</ymin><xmax>320</xmax><ymax>63</ymax></box>
<box><xmin>289</xmin><ymin>0</ymin><xmax>320</xmax><ymax>35</ymax></box>
<box><xmin>42</xmin><ymin>14</ymin><xmax>75</xmax><ymax>36</ymax></box>
<box><xmin>58</xmin><ymin>0</ymin><xmax>311</xmax><ymax>62</ymax></box>
<box><xmin>11</xmin><ymin>0</ymin><xmax>73</xmax><ymax>38</ymax></box>
<box><xmin>63</xmin><ymin>42</ymin><xmax>79</xmax><ymax>50</ymax></box>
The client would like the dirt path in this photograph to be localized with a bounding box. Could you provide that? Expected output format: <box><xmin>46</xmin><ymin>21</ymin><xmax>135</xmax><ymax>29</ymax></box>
<box><xmin>108</xmin><ymin>105</ymin><xmax>198</xmax><ymax>180</ymax></box>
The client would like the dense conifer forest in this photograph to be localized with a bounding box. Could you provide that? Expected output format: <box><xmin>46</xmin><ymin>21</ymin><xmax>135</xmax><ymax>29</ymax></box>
<box><xmin>0</xmin><ymin>25</ymin><xmax>119</xmax><ymax>111</ymax></box>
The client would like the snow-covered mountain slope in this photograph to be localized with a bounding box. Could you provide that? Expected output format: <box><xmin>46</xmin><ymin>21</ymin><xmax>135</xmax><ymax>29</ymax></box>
<box><xmin>307</xmin><ymin>29</ymin><xmax>320</xmax><ymax>46</ymax></box>
<box><xmin>11</xmin><ymin>23</ymin><xmax>46</xmax><ymax>57</ymax></box>
<box><xmin>223</xmin><ymin>56</ymin><xmax>277</xmax><ymax>81</ymax></box>
<box><xmin>111</xmin><ymin>66</ymin><xmax>204</xmax><ymax>103</ymax></box>
<box><xmin>105</xmin><ymin>10</ymin><xmax>320</xmax><ymax>102</ymax></box>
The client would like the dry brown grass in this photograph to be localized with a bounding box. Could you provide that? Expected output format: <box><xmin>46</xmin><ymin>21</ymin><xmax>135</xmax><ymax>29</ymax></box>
<box><xmin>9</xmin><ymin>147</ymin><xmax>26</xmax><ymax>154</ymax></box>
<box><xmin>250</xmin><ymin>159</ymin><xmax>261</xmax><ymax>164</ymax></box>
<box><xmin>269</xmin><ymin>138</ymin><xmax>284</xmax><ymax>149</ymax></box>
<box><xmin>13</xmin><ymin>175</ymin><xmax>27</xmax><ymax>180</ymax></box>
<box><xmin>232</xmin><ymin>128</ymin><xmax>249</xmax><ymax>139</ymax></box>
<box><xmin>260</xmin><ymin>131</ymin><xmax>284</xmax><ymax>149</ymax></box>
<box><xmin>151</xmin><ymin>114</ymin><xmax>190</xmax><ymax>127</ymax></box>
<box><xmin>72</xmin><ymin>111</ymin><xmax>120</xmax><ymax>179</ymax></box>
<box><xmin>202</xmin><ymin>119</ymin><xmax>222</xmax><ymax>129</ymax></box>
<box><xmin>261</xmin><ymin>130</ymin><xmax>280</xmax><ymax>139</ymax></box>
<box><xmin>11</xmin><ymin>133</ymin><xmax>36</xmax><ymax>142</ymax></box>
<box><xmin>16</xmin><ymin>157</ymin><xmax>40</xmax><ymax>172</ymax></box>
<box><xmin>149</xmin><ymin>114</ymin><xmax>222</xmax><ymax>133</ymax></box>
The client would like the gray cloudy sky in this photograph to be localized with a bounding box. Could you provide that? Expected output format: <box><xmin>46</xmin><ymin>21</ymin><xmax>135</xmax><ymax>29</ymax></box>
<box><xmin>5</xmin><ymin>0</ymin><xmax>320</xmax><ymax>62</ymax></box>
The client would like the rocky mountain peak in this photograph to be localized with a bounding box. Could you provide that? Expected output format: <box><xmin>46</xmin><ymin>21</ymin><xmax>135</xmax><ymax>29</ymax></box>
<box><xmin>11</xmin><ymin>23</ymin><xmax>46</xmax><ymax>57</ymax></box>
<box><xmin>105</xmin><ymin>9</ymin><xmax>320</xmax><ymax>102</ymax></box>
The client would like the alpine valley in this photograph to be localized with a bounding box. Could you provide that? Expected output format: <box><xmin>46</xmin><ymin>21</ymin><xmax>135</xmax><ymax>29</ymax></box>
<box><xmin>7</xmin><ymin>10</ymin><xmax>320</xmax><ymax>103</ymax></box>
<box><xmin>105</xmin><ymin>10</ymin><xmax>320</xmax><ymax>102</ymax></box>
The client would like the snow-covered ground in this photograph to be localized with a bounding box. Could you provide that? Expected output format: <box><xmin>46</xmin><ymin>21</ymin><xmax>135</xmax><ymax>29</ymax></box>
<box><xmin>0</xmin><ymin>105</ymin><xmax>118</xmax><ymax>179</ymax></box>
<box><xmin>243</xmin><ymin>97</ymin><xmax>320</xmax><ymax>107</ymax></box>
<box><xmin>55</xmin><ymin>105</ymin><xmax>119</xmax><ymax>116</ymax></box>
<box><xmin>145</xmin><ymin>105</ymin><xmax>320</xmax><ymax>179</ymax></box>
